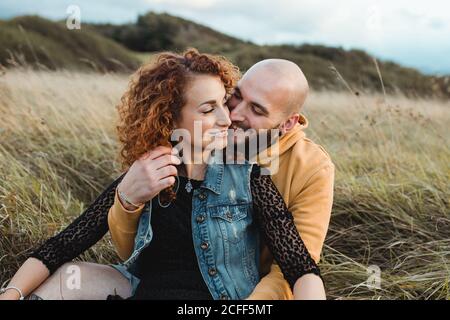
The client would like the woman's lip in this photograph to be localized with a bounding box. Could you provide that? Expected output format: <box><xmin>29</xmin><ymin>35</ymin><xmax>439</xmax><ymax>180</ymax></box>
<box><xmin>209</xmin><ymin>130</ymin><xmax>228</xmax><ymax>137</ymax></box>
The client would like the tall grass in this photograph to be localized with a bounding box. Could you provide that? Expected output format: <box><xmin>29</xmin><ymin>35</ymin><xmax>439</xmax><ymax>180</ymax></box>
<box><xmin>0</xmin><ymin>68</ymin><xmax>449</xmax><ymax>299</ymax></box>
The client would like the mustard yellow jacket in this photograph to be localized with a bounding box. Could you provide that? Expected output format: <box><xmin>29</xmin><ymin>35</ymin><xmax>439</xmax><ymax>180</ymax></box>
<box><xmin>247</xmin><ymin>114</ymin><xmax>334</xmax><ymax>299</ymax></box>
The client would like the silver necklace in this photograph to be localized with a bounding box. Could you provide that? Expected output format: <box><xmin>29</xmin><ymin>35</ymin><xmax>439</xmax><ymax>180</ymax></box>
<box><xmin>185</xmin><ymin>178</ymin><xmax>193</xmax><ymax>193</ymax></box>
<box><xmin>157</xmin><ymin>175</ymin><xmax>180</xmax><ymax>208</ymax></box>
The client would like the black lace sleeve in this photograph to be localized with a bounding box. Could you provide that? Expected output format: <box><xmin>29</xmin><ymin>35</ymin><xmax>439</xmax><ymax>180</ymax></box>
<box><xmin>28</xmin><ymin>173</ymin><xmax>125</xmax><ymax>274</ymax></box>
<box><xmin>250</xmin><ymin>166</ymin><xmax>322</xmax><ymax>289</ymax></box>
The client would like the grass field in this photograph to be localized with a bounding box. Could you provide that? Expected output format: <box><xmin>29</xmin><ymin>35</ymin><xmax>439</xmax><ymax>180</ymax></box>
<box><xmin>0</xmin><ymin>68</ymin><xmax>449</xmax><ymax>299</ymax></box>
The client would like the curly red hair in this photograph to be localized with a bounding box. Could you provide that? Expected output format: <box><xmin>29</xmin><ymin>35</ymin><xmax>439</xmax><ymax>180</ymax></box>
<box><xmin>116</xmin><ymin>48</ymin><xmax>240</xmax><ymax>200</ymax></box>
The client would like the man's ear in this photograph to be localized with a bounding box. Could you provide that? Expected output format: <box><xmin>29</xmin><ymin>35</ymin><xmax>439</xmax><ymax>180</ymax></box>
<box><xmin>280</xmin><ymin>113</ymin><xmax>300</xmax><ymax>134</ymax></box>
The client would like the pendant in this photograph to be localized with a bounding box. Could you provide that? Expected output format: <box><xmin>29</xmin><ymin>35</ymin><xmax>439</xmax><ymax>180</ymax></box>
<box><xmin>185</xmin><ymin>179</ymin><xmax>193</xmax><ymax>193</ymax></box>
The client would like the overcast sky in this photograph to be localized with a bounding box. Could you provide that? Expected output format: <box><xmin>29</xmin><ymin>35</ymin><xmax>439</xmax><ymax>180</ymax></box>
<box><xmin>1</xmin><ymin>0</ymin><xmax>449</xmax><ymax>75</ymax></box>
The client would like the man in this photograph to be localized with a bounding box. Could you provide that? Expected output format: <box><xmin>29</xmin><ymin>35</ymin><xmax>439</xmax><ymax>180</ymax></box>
<box><xmin>227</xmin><ymin>59</ymin><xmax>334</xmax><ymax>300</ymax></box>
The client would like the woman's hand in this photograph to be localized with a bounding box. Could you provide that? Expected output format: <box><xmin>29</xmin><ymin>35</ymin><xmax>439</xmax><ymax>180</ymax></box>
<box><xmin>117</xmin><ymin>146</ymin><xmax>181</xmax><ymax>210</ymax></box>
<box><xmin>0</xmin><ymin>258</ymin><xmax>50</xmax><ymax>301</ymax></box>
<box><xmin>0</xmin><ymin>290</ymin><xmax>21</xmax><ymax>300</ymax></box>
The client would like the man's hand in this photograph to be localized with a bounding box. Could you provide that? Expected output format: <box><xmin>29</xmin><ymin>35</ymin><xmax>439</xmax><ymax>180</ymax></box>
<box><xmin>293</xmin><ymin>273</ymin><xmax>326</xmax><ymax>300</ymax></box>
<box><xmin>117</xmin><ymin>146</ymin><xmax>181</xmax><ymax>210</ymax></box>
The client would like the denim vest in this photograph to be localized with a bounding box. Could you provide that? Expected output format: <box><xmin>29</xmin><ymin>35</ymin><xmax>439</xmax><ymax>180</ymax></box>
<box><xmin>119</xmin><ymin>160</ymin><xmax>260</xmax><ymax>300</ymax></box>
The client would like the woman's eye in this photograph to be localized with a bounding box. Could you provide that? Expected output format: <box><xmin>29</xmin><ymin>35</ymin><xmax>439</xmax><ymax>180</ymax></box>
<box><xmin>202</xmin><ymin>107</ymin><xmax>215</xmax><ymax>114</ymax></box>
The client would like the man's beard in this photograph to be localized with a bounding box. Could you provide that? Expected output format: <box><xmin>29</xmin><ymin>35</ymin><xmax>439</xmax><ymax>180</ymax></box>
<box><xmin>228</xmin><ymin>121</ymin><xmax>281</xmax><ymax>162</ymax></box>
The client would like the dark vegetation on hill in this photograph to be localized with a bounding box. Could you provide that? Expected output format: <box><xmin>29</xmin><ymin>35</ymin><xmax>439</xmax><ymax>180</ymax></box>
<box><xmin>1</xmin><ymin>13</ymin><xmax>449</xmax><ymax>97</ymax></box>
<box><xmin>0</xmin><ymin>15</ymin><xmax>140</xmax><ymax>72</ymax></box>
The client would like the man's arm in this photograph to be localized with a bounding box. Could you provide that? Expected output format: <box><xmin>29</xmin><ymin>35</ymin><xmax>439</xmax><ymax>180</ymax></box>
<box><xmin>247</xmin><ymin>163</ymin><xmax>334</xmax><ymax>299</ymax></box>
<box><xmin>246</xmin><ymin>263</ymin><xmax>292</xmax><ymax>300</ymax></box>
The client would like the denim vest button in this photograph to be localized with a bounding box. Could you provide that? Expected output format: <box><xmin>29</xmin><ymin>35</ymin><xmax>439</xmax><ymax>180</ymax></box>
<box><xmin>196</xmin><ymin>214</ymin><xmax>205</xmax><ymax>223</ymax></box>
<box><xmin>198</xmin><ymin>192</ymin><xmax>207</xmax><ymax>200</ymax></box>
<box><xmin>208</xmin><ymin>267</ymin><xmax>217</xmax><ymax>276</ymax></box>
<box><xmin>220</xmin><ymin>294</ymin><xmax>229</xmax><ymax>300</ymax></box>
<box><xmin>201</xmin><ymin>241</ymin><xmax>209</xmax><ymax>250</ymax></box>
<box><xmin>226</xmin><ymin>211</ymin><xmax>232</xmax><ymax>219</ymax></box>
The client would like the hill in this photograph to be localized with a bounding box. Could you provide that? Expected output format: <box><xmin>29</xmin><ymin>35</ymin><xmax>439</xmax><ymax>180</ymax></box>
<box><xmin>1</xmin><ymin>13</ymin><xmax>449</xmax><ymax>97</ymax></box>
<box><xmin>0</xmin><ymin>15</ymin><xmax>140</xmax><ymax>72</ymax></box>
<box><xmin>88</xmin><ymin>12</ymin><xmax>450</xmax><ymax>97</ymax></box>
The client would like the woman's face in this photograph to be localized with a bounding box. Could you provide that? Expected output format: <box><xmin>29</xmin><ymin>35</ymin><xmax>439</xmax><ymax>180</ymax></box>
<box><xmin>175</xmin><ymin>74</ymin><xmax>231</xmax><ymax>158</ymax></box>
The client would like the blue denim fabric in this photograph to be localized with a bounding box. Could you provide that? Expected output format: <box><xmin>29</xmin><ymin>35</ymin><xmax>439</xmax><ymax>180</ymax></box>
<box><xmin>113</xmin><ymin>158</ymin><xmax>259</xmax><ymax>300</ymax></box>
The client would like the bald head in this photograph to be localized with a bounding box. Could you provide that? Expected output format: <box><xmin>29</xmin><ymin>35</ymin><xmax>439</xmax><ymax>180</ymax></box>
<box><xmin>243</xmin><ymin>59</ymin><xmax>309</xmax><ymax>115</ymax></box>
<box><xmin>228</xmin><ymin>59</ymin><xmax>309</xmax><ymax>132</ymax></box>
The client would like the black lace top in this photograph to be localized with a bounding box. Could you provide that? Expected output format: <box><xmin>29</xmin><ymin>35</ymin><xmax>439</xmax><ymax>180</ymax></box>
<box><xmin>29</xmin><ymin>167</ymin><xmax>321</xmax><ymax>292</ymax></box>
<box><xmin>130</xmin><ymin>176</ymin><xmax>211</xmax><ymax>300</ymax></box>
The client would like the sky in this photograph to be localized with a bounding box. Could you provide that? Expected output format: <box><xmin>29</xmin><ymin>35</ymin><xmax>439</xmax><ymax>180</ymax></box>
<box><xmin>1</xmin><ymin>0</ymin><xmax>449</xmax><ymax>75</ymax></box>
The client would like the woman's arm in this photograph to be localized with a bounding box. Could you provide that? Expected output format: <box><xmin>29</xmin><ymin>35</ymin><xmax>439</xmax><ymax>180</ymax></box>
<box><xmin>28</xmin><ymin>173</ymin><xmax>123</xmax><ymax>273</ymax></box>
<box><xmin>0</xmin><ymin>258</ymin><xmax>49</xmax><ymax>300</ymax></box>
<box><xmin>250</xmin><ymin>167</ymin><xmax>325</xmax><ymax>299</ymax></box>
<box><xmin>0</xmin><ymin>174</ymin><xmax>123</xmax><ymax>300</ymax></box>
<box><xmin>107</xmin><ymin>190</ymin><xmax>144</xmax><ymax>260</ymax></box>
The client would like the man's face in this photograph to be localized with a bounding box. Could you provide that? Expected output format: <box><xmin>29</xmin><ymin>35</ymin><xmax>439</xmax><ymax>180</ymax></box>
<box><xmin>227</xmin><ymin>75</ymin><xmax>286</xmax><ymax>131</ymax></box>
<box><xmin>226</xmin><ymin>70</ymin><xmax>292</xmax><ymax>148</ymax></box>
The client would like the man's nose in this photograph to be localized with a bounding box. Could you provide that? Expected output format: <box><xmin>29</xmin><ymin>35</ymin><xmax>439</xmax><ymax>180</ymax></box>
<box><xmin>229</xmin><ymin>101</ymin><xmax>246</xmax><ymax>122</ymax></box>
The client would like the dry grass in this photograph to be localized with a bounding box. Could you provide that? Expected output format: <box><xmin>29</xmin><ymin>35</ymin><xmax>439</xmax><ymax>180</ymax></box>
<box><xmin>0</xmin><ymin>68</ymin><xmax>449</xmax><ymax>299</ymax></box>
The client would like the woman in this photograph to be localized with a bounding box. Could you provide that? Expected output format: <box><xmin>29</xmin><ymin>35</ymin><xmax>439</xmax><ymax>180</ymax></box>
<box><xmin>0</xmin><ymin>49</ymin><xmax>323</xmax><ymax>300</ymax></box>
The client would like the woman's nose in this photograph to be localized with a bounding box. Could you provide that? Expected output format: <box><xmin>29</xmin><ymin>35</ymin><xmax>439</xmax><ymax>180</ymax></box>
<box><xmin>217</xmin><ymin>107</ymin><xmax>232</xmax><ymax>127</ymax></box>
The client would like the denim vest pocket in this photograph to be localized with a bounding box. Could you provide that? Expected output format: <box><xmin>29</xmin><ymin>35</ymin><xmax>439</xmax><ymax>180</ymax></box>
<box><xmin>210</xmin><ymin>204</ymin><xmax>250</xmax><ymax>244</ymax></box>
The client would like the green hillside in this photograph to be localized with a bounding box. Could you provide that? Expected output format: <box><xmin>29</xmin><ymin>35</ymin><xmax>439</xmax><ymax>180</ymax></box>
<box><xmin>89</xmin><ymin>12</ymin><xmax>244</xmax><ymax>53</ymax></box>
<box><xmin>0</xmin><ymin>15</ymin><xmax>140</xmax><ymax>71</ymax></box>
<box><xmin>1</xmin><ymin>13</ymin><xmax>449</xmax><ymax>97</ymax></box>
<box><xmin>88</xmin><ymin>12</ymin><xmax>450</xmax><ymax>98</ymax></box>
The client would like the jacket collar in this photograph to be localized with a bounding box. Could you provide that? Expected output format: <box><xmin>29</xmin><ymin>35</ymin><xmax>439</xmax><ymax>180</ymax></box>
<box><xmin>257</xmin><ymin>113</ymin><xmax>308</xmax><ymax>166</ymax></box>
